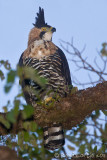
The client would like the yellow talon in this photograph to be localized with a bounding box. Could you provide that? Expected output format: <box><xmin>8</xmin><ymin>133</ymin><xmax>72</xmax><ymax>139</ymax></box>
<box><xmin>71</xmin><ymin>87</ymin><xmax>78</xmax><ymax>95</ymax></box>
<box><xmin>44</xmin><ymin>97</ymin><xmax>53</xmax><ymax>104</ymax></box>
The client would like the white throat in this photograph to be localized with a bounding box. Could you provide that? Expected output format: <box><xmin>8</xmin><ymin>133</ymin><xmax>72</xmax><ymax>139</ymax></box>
<box><xmin>42</xmin><ymin>32</ymin><xmax>53</xmax><ymax>41</ymax></box>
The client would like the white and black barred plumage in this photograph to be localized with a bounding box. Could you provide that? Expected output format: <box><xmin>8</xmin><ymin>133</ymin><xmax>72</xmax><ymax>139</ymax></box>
<box><xmin>18</xmin><ymin>7</ymin><xmax>72</xmax><ymax>150</ymax></box>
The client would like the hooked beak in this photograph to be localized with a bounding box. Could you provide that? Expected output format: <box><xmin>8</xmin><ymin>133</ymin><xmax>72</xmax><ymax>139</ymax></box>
<box><xmin>51</xmin><ymin>27</ymin><xmax>56</xmax><ymax>33</ymax></box>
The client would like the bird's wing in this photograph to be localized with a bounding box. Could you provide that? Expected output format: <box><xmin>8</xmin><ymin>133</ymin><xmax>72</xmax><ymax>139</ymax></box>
<box><xmin>18</xmin><ymin>52</ymin><xmax>24</xmax><ymax>67</ymax></box>
<box><xmin>56</xmin><ymin>47</ymin><xmax>72</xmax><ymax>87</ymax></box>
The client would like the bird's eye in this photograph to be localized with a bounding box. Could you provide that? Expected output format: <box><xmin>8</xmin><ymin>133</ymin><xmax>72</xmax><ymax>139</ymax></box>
<box><xmin>42</xmin><ymin>28</ymin><xmax>46</xmax><ymax>31</ymax></box>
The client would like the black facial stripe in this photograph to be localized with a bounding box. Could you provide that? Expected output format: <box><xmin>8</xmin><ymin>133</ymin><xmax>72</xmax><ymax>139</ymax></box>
<box><xmin>40</xmin><ymin>31</ymin><xmax>45</xmax><ymax>38</ymax></box>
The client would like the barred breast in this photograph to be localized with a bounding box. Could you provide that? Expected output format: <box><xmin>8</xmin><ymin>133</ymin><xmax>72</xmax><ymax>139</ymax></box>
<box><xmin>22</xmin><ymin>52</ymin><xmax>69</xmax><ymax>104</ymax></box>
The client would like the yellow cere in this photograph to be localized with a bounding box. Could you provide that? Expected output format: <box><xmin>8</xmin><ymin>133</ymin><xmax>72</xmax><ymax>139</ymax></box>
<box><xmin>49</xmin><ymin>27</ymin><xmax>53</xmax><ymax>31</ymax></box>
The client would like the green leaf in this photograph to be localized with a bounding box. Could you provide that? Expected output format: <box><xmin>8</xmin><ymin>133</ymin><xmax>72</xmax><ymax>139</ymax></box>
<box><xmin>23</xmin><ymin>121</ymin><xmax>37</xmax><ymax>132</ymax></box>
<box><xmin>0</xmin><ymin>115</ymin><xmax>10</xmax><ymax>129</ymax></box>
<box><xmin>4</xmin><ymin>70</ymin><xmax>17</xmax><ymax>93</ymax></box>
<box><xmin>104</xmin><ymin>123</ymin><xmax>107</xmax><ymax>132</ymax></box>
<box><xmin>18</xmin><ymin>132</ymin><xmax>24</xmax><ymax>147</ymax></box>
<box><xmin>23</xmin><ymin>122</ymin><xmax>31</xmax><ymax>130</ymax></box>
<box><xmin>7</xmin><ymin>70</ymin><xmax>16</xmax><ymax>83</ymax></box>
<box><xmin>4</xmin><ymin>60</ymin><xmax>11</xmax><ymax>70</ymax></box>
<box><xmin>71</xmin><ymin>87</ymin><xmax>78</xmax><ymax>95</ymax></box>
<box><xmin>14</xmin><ymin>100</ymin><xmax>20</xmax><ymax>109</ymax></box>
<box><xmin>95</xmin><ymin>110</ymin><xmax>100</xmax><ymax>117</ymax></box>
<box><xmin>3</xmin><ymin>106</ymin><xmax>8</xmax><ymax>112</ymax></box>
<box><xmin>67</xmin><ymin>145</ymin><xmax>75</xmax><ymax>151</ymax></box>
<box><xmin>0</xmin><ymin>60</ymin><xmax>11</xmax><ymax>70</ymax></box>
<box><xmin>102</xmin><ymin>110</ymin><xmax>107</xmax><ymax>116</ymax></box>
<box><xmin>94</xmin><ymin>146</ymin><xmax>97</xmax><ymax>153</ymax></box>
<box><xmin>102</xmin><ymin>144</ymin><xmax>106</xmax><ymax>153</ymax></box>
<box><xmin>101</xmin><ymin>43</ymin><xmax>107</xmax><ymax>56</ymax></box>
<box><xmin>79</xmin><ymin>144</ymin><xmax>85</xmax><ymax>154</ymax></box>
<box><xmin>30</xmin><ymin>121</ymin><xmax>37</xmax><ymax>132</ymax></box>
<box><xmin>18</xmin><ymin>66</ymin><xmax>48</xmax><ymax>88</ymax></box>
<box><xmin>22</xmin><ymin>105</ymin><xmax>34</xmax><ymax>119</ymax></box>
<box><xmin>6</xmin><ymin>110</ymin><xmax>16</xmax><ymax>123</ymax></box>
<box><xmin>24</xmin><ymin>132</ymin><xmax>30</xmax><ymax>142</ymax></box>
<box><xmin>29</xmin><ymin>135</ymin><xmax>37</xmax><ymax>146</ymax></box>
<box><xmin>16</xmin><ymin>92</ymin><xmax>23</xmax><ymax>98</ymax></box>
<box><xmin>94</xmin><ymin>129</ymin><xmax>97</xmax><ymax>137</ymax></box>
<box><xmin>0</xmin><ymin>70</ymin><xmax>5</xmax><ymax>80</ymax></box>
<box><xmin>6</xmin><ymin>102</ymin><xmax>19</xmax><ymax>123</ymax></box>
<box><xmin>4</xmin><ymin>83</ymin><xmax>13</xmax><ymax>93</ymax></box>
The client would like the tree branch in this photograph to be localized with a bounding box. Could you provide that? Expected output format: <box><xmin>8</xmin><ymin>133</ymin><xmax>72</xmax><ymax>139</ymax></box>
<box><xmin>0</xmin><ymin>81</ymin><xmax>107</xmax><ymax>134</ymax></box>
<box><xmin>0</xmin><ymin>146</ymin><xmax>22</xmax><ymax>160</ymax></box>
<box><xmin>35</xmin><ymin>81</ymin><xmax>107</xmax><ymax>129</ymax></box>
<box><xmin>60</xmin><ymin>40</ymin><xmax>107</xmax><ymax>86</ymax></box>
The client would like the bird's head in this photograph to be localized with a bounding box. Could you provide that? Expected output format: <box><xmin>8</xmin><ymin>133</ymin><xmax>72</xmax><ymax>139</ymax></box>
<box><xmin>28</xmin><ymin>7</ymin><xmax>56</xmax><ymax>46</ymax></box>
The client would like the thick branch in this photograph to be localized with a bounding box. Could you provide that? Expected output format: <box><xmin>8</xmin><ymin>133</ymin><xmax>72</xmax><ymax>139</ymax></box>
<box><xmin>0</xmin><ymin>81</ymin><xmax>107</xmax><ymax>134</ymax></box>
<box><xmin>34</xmin><ymin>81</ymin><xmax>107</xmax><ymax>129</ymax></box>
<box><xmin>0</xmin><ymin>146</ymin><xmax>22</xmax><ymax>160</ymax></box>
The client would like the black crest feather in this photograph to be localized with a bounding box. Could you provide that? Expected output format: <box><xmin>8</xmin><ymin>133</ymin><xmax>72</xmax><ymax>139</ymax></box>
<box><xmin>33</xmin><ymin>7</ymin><xmax>49</xmax><ymax>28</ymax></box>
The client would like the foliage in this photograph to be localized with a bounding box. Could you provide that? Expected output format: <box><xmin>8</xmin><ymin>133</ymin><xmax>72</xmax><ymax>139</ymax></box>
<box><xmin>101</xmin><ymin>43</ymin><xmax>107</xmax><ymax>56</ymax></box>
<box><xmin>0</xmin><ymin>43</ymin><xmax>107</xmax><ymax>159</ymax></box>
<box><xmin>0</xmin><ymin>60</ymin><xmax>11</xmax><ymax>80</ymax></box>
<box><xmin>65</xmin><ymin>111</ymin><xmax>107</xmax><ymax>155</ymax></box>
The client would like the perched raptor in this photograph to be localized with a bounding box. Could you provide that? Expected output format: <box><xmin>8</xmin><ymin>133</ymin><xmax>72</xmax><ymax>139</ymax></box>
<box><xmin>18</xmin><ymin>7</ymin><xmax>72</xmax><ymax>150</ymax></box>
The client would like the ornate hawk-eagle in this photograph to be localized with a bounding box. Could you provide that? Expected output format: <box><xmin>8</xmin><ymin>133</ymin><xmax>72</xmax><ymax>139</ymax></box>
<box><xmin>18</xmin><ymin>7</ymin><xmax>72</xmax><ymax>150</ymax></box>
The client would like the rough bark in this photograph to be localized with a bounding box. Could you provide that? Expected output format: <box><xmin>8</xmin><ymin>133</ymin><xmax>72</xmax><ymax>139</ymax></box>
<box><xmin>0</xmin><ymin>81</ymin><xmax>107</xmax><ymax>134</ymax></box>
<box><xmin>0</xmin><ymin>146</ymin><xmax>22</xmax><ymax>160</ymax></box>
<box><xmin>35</xmin><ymin>81</ymin><xmax>107</xmax><ymax>129</ymax></box>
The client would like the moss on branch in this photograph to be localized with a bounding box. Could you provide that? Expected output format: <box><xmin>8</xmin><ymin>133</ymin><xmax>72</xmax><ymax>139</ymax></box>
<box><xmin>0</xmin><ymin>81</ymin><xmax>107</xmax><ymax>134</ymax></box>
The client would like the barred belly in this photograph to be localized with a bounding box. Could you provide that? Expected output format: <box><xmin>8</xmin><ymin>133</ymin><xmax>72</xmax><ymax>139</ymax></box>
<box><xmin>22</xmin><ymin>53</ymin><xmax>69</xmax><ymax>104</ymax></box>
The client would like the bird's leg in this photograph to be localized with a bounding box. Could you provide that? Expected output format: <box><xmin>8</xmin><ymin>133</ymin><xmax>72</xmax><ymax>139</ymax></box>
<box><xmin>44</xmin><ymin>97</ymin><xmax>53</xmax><ymax>104</ymax></box>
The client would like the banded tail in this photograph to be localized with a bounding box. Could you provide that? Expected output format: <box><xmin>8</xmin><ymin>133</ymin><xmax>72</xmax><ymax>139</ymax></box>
<box><xmin>43</xmin><ymin>123</ymin><xmax>65</xmax><ymax>150</ymax></box>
